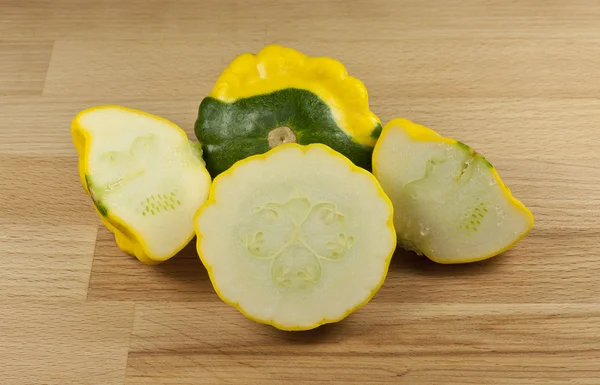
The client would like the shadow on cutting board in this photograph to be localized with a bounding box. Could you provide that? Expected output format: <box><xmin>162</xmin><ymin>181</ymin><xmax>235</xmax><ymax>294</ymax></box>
<box><xmin>88</xmin><ymin>227</ymin><xmax>213</xmax><ymax>301</ymax></box>
<box><xmin>388</xmin><ymin>247</ymin><xmax>502</xmax><ymax>277</ymax></box>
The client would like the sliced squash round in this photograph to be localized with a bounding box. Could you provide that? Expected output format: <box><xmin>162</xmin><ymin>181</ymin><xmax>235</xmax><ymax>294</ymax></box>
<box><xmin>194</xmin><ymin>143</ymin><xmax>396</xmax><ymax>330</ymax></box>
<box><xmin>195</xmin><ymin>44</ymin><xmax>382</xmax><ymax>177</ymax></box>
<box><xmin>373</xmin><ymin>118</ymin><xmax>534</xmax><ymax>264</ymax></box>
<box><xmin>71</xmin><ymin>106</ymin><xmax>211</xmax><ymax>264</ymax></box>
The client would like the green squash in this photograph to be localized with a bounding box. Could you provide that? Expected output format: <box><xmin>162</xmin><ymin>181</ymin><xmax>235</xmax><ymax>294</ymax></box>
<box><xmin>195</xmin><ymin>45</ymin><xmax>381</xmax><ymax>177</ymax></box>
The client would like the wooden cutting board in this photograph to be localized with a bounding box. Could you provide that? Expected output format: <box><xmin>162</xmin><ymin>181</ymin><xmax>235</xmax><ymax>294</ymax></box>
<box><xmin>1</xmin><ymin>1</ymin><xmax>599</xmax><ymax>383</ymax></box>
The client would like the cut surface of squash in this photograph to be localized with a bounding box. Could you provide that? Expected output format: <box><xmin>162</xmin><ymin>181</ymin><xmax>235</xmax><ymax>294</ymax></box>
<box><xmin>72</xmin><ymin>106</ymin><xmax>211</xmax><ymax>264</ymax></box>
<box><xmin>373</xmin><ymin>118</ymin><xmax>534</xmax><ymax>264</ymax></box>
<box><xmin>195</xmin><ymin>143</ymin><xmax>396</xmax><ymax>330</ymax></box>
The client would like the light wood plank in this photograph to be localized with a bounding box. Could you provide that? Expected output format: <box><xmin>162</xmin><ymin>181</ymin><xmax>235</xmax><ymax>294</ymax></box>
<box><xmin>43</xmin><ymin>39</ymin><xmax>261</xmax><ymax>98</ymax></box>
<box><xmin>127</xmin><ymin>355</ymin><xmax>410</xmax><ymax>384</ymax></box>
<box><xmin>0</xmin><ymin>40</ymin><xmax>53</xmax><ymax>95</ymax></box>
<box><xmin>44</xmin><ymin>38</ymin><xmax>600</xmax><ymax>100</ymax></box>
<box><xmin>0</xmin><ymin>225</ymin><xmax>97</xmax><ymax>299</ymax></box>
<box><xmin>3</xmin><ymin>0</ymin><xmax>600</xmax><ymax>40</ymax></box>
<box><xmin>0</xmin><ymin>301</ymin><xmax>134</xmax><ymax>384</ymax></box>
<box><xmin>0</xmin><ymin>155</ymin><xmax>98</xmax><ymax>226</ymax></box>
<box><xmin>381</xmin><ymin>233</ymin><xmax>600</xmax><ymax>303</ymax></box>
<box><xmin>126</xmin><ymin>353</ymin><xmax>600</xmax><ymax>385</ymax></box>
<box><xmin>125</xmin><ymin>303</ymin><xmax>600</xmax><ymax>384</ymax></box>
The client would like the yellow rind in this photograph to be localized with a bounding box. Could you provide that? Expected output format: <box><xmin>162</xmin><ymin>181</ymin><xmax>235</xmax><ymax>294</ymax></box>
<box><xmin>194</xmin><ymin>143</ymin><xmax>397</xmax><ymax>331</ymax></box>
<box><xmin>71</xmin><ymin>105</ymin><xmax>211</xmax><ymax>265</ymax></box>
<box><xmin>208</xmin><ymin>44</ymin><xmax>381</xmax><ymax>147</ymax></box>
<box><xmin>373</xmin><ymin>118</ymin><xmax>534</xmax><ymax>264</ymax></box>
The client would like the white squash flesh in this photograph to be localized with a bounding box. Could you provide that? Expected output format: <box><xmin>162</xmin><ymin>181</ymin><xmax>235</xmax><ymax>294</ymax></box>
<box><xmin>74</xmin><ymin>106</ymin><xmax>211</xmax><ymax>262</ymax></box>
<box><xmin>195</xmin><ymin>143</ymin><xmax>396</xmax><ymax>330</ymax></box>
<box><xmin>373</xmin><ymin>119</ymin><xmax>534</xmax><ymax>264</ymax></box>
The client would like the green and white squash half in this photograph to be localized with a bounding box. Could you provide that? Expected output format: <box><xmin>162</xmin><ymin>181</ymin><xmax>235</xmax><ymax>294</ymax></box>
<box><xmin>373</xmin><ymin>118</ymin><xmax>534</xmax><ymax>264</ymax></box>
<box><xmin>72</xmin><ymin>106</ymin><xmax>211</xmax><ymax>264</ymax></box>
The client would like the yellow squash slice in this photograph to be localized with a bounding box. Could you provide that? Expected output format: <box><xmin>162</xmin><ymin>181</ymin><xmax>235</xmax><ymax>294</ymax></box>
<box><xmin>195</xmin><ymin>143</ymin><xmax>396</xmax><ymax>330</ymax></box>
<box><xmin>373</xmin><ymin>118</ymin><xmax>534</xmax><ymax>264</ymax></box>
<box><xmin>72</xmin><ymin>106</ymin><xmax>211</xmax><ymax>264</ymax></box>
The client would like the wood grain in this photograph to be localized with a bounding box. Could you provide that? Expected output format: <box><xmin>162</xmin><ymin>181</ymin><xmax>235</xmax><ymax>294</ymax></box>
<box><xmin>88</xmin><ymin>227</ymin><xmax>212</xmax><ymax>302</ymax></box>
<box><xmin>0</xmin><ymin>40</ymin><xmax>53</xmax><ymax>95</ymax></box>
<box><xmin>0</xmin><ymin>301</ymin><xmax>134</xmax><ymax>384</ymax></box>
<box><xmin>125</xmin><ymin>303</ymin><xmax>600</xmax><ymax>384</ymax></box>
<box><xmin>0</xmin><ymin>225</ymin><xmax>97</xmax><ymax>299</ymax></box>
<box><xmin>1</xmin><ymin>0</ymin><xmax>600</xmax><ymax>383</ymax></box>
<box><xmin>0</xmin><ymin>156</ymin><xmax>97</xmax><ymax>226</ymax></box>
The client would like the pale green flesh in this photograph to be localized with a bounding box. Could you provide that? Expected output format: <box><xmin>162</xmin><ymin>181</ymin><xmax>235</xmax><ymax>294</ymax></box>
<box><xmin>196</xmin><ymin>145</ymin><xmax>395</xmax><ymax>329</ymax></box>
<box><xmin>80</xmin><ymin>107</ymin><xmax>210</xmax><ymax>259</ymax></box>
<box><xmin>375</xmin><ymin>127</ymin><xmax>531</xmax><ymax>263</ymax></box>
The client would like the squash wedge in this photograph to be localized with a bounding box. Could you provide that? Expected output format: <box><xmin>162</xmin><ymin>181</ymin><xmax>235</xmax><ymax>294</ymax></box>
<box><xmin>373</xmin><ymin>118</ymin><xmax>534</xmax><ymax>264</ymax></box>
<box><xmin>72</xmin><ymin>106</ymin><xmax>211</xmax><ymax>264</ymax></box>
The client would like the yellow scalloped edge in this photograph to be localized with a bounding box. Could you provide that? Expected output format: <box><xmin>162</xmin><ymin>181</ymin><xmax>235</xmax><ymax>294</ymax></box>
<box><xmin>194</xmin><ymin>143</ymin><xmax>397</xmax><ymax>331</ymax></box>
<box><xmin>71</xmin><ymin>105</ymin><xmax>211</xmax><ymax>265</ymax></box>
<box><xmin>373</xmin><ymin>118</ymin><xmax>534</xmax><ymax>264</ymax></box>
<box><xmin>208</xmin><ymin>45</ymin><xmax>381</xmax><ymax>147</ymax></box>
